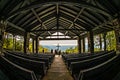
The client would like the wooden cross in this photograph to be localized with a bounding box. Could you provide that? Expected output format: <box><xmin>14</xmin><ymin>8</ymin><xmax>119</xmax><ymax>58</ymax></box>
<box><xmin>56</xmin><ymin>43</ymin><xmax>61</xmax><ymax>50</ymax></box>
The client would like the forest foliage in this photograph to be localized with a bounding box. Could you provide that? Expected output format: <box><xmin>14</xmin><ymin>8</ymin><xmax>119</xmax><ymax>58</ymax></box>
<box><xmin>3</xmin><ymin>31</ymin><xmax>116</xmax><ymax>53</ymax></box>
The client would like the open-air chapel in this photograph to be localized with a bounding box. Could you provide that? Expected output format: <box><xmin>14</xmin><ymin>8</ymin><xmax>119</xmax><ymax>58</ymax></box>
<box><xmin>0</xmin><ymin>0</ymin><xmax>120</xmax><ymax>80</ymax></box>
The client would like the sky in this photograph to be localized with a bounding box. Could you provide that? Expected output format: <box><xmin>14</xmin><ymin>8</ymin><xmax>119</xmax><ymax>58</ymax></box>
<box><xmin>40</xmin><ymin>40</ymin><xmax>78</xmax><ymax>46</ymax></box>
<box><xmin>39</xmin><ymin>32</ymin><xmax>78</xmax><ymax>46</ymax></box>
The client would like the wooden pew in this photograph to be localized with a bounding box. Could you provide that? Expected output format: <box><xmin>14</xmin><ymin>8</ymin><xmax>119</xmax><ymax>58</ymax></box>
<box><xmin>66</xmin><ymin>51</ymin><xmax>112</xmax><ymax>68</ymax></box>
<box><xmin>0</xmin><ymin>70</ymin><xmax>9</xmax><ymax>80</ymax></box>
<box><xmin>62</xmin><ymin>51</ymin><xmax>106</xmax><ymax>62</ymax></box>
<box><xmin>62</xmin><ymin>51</ymin><xmax>113</xmax><ymax>64</ymax></box>
<box><xmin>4</xmin><ymin>52</ymin><xmax>46</xmax><ymax>77</ymax></box>
<box><xmin>77</xmin><ymin>54</ymin><xmax>120</xmax><ymax>80</ymax></box>
<box><xmin>70</xmin><ymin>51</ymin><xmax>116</xmax><ymax>77</ymax></box>
<box><xmin>30</xmin><ymin>54</ymin><xmax>54</xmax><ymax>64</ymax></box>
<box><xmin>62</xmin><ymin>53</ymin><xmax>90</xmax><ymax>62</ymax></box>
<box><xmin>7</xmin><ymin>51</ymin><xmax>55</xmax><ymax>64</ymax></box>
<box><xmin>5</xmin><ymin>51</ymin><xmax>50</xmax><ymax>69</ymax></box>
<box><xmin>113</xmin><ymin>72</ymin><xmax>120</xmax><ymax>80</ymax></box>
<box><xmin>0</xmin><ymin>56</ymin><xmax>38</xmax><ymax>80</ymax></box>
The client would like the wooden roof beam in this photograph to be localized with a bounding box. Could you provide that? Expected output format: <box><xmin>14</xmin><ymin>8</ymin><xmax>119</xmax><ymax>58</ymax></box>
<box><xmin>43</xmin><ymin>17</ymin><xmax>56</xmax><ymax>24</ymax></box>
<box><xmin>40</xmin><ymin>38</ymin><xmax>77</xmax><ymax>40</ymax></box>
<box><xmin>26</xmin><ymin>0</ymin><xmax>52</xmax><ymax>35</ymax></box>
<box><xmin>31</xmin><ymin>8</ymin><xmax>52</xmax><ymax>35</ymax></box>
<box><xmin>60</xmin><ymin>17</ymin><xmax>86</xmax><ymax>30</ymax></box>
<box><xmin>9</xmin><ymin>0</ymin><xmax>112</xmax><ymax>18</ymax></box>
<box><xmin>7</xmin><ymin>21</ymin><xmax>36</xmax><ymax>36</ymax></box>
<box><xmin>40</xmin><ymin>34</ymin><xmax>77</xmax><ymax>36</ymax></box>
<box><xmin>56</xmin><ymin>3</ymin><xmax>59</xmax><ymax>29</ymax></box>
<box><xmin>93</xmin><ymin>20</ymin><xmax>114</xmax><ymax>31</ymax></box>
<box><xmin>7</xmin><ymin>21</ymin><xmax>25</xmax><ymax>32</ymax></box>
<box><xmin>30</xmin><ymin>29</ymin><xmax>86</xmax><ymax>32</ymax></box>
<box><xmin>60</xmin><ymin>6</ymin><xmax>78</xmax><ymax>15</ymax></box>
<box><xmin>78</xmin><ymin>15</ymin><xmax>97</xmax><ymax>26</ymax></box>
<box><xmin>65</xmin><ymin>8</ymin><xmax>85</xmax><ymax>35</ymax></box>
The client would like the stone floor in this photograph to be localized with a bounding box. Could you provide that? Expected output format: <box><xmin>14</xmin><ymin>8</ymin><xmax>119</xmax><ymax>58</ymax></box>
<box><xmin>42</xmin><ymin>55</ymin><xmax>74</xmax><ymax>80</ymax></box>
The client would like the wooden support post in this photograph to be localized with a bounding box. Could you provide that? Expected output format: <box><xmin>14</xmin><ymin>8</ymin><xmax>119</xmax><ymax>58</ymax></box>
<box><xmin>13</xmin><ymin>34</ymin><xmax>16</xmax><ymax>51</ymax></box>
<box><xmin>88</xmin><ymin>31</ymin><xmax>94</xmax><ymax>53</ymax></box>
<box><xmin>32</xmin><ymin>38</ymin><xmax>35</xmax><ymax>53</ymax></box>
<box><xmin>0</xmin><ymin>24</ymin><xmax>4</xmax><ymax>55</ymax></box>
<box><xmin>103</xmin><ymin>32</ymin><xmax>107</xmax><ymax>51</ymax></box>
<box><xmin>87</xmin><ymin>34</ymin><xmax>90</xmax><ymax>52</ymax></box>
<box><xmin>0</xmin><ymin>20</ymin><xmax>7</xmax><ymax>55</ymax></box>
<box><xmin>82</xmin><ymin>38</ymin><xmax>85</xmax><ymax>52</ymax></box>
<box><xmin>113</xmin><ymin>17</ymin><xmax>120</xmax><ymax>53</ymax></box>
<box><xmin>78</xmin><ymin>36</ymin><xmax>81</xmax><ymax>53</ymax></box>
<box><xmin>24</xmin><ymin>32</ymin><xmax>30</xmax><ymax>54</ymax></box>
<box><xmin>39</xmin><ymin>38</ymin><xmax>40</xmax><ymax>53</ymax></box>
<box><xmin>6</xmin><ymin>33</ymin><xmax>9</xmax><ymax>48</ymax></box>
<box><xmin>35</xmin><ymin>36</ymin><xmax>39</xmax><ymax>53</ymax></box>
<box><xmin>99</xmin><ymin>34</ymin><xmax>102</xmax><ymax>51</ymax></box>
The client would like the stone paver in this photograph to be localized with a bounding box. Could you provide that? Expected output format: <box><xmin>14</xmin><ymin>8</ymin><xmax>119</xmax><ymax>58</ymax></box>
<box><xmin>42</xmin><ymin>55</ymin><xmax>74</xmax><ymax>80</ymax></box>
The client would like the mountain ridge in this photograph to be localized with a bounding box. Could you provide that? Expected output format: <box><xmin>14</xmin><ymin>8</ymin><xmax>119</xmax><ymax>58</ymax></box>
<box><xmin>42</xmin><ymin>45</ymin><xmax>76</xmax><ymax>51</ymax></box>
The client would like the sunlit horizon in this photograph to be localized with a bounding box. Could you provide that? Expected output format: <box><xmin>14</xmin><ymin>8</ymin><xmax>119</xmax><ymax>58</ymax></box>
<box><xmin>40</xmin><ymin>40</ymin><xmax>77</xmax><ymax>46</ymax></box>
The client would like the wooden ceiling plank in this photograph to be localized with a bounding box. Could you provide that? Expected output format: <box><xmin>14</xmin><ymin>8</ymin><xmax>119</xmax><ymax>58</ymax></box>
<box><xmin>31</xmin><ymin>8</ymin><xmax>52</xmax><ymax>35</ymax></box>
<box><xmin>65</xmin><ymin>8</ymin><xmax>85</xmax><ymax>35</ymax></box>
<box><xmin>7</xmin><ymin>21</ymin><xmax>25</xmax><ymax>32</ymax></box>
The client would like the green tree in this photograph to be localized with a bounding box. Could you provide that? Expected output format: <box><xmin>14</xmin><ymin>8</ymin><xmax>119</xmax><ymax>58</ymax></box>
<box><xmin>65</xmin><ymin>47</ymin><xmax>78</xmax><ymax>53</ymax></box>
<box><xmin>3</xmin><ymin>33</ymin><xmax>13</xmax><ymax>50</ymax></box>
<box><xmin>15</xmin><ymin>41</ymin><xmax>22</xmax><ymax>51</ymax></box>
<box><xmin>3</xmin><ymin>38</ymin><xmax>13</xmax><ymax>49</ymax></box>
<box><xmin>106</xmin><ymin>31</ymin><xmax>116</xmax><ymax>51</ymax></box>
<box><xmin>73</xmin><ymin>46</ymin><xmax>78</xmax><ymax>53</ymax></box>
<box><xmin>39</xmin><ymin>46</ymin><xmax>49</xmax><ymax>53</ymax></box>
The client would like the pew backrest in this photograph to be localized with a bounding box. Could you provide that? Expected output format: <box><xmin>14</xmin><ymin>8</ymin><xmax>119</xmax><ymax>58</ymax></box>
<box><xmin>4</xmin><ymin>52</ymin><xmax>50</xmax><ymax>69</ymax></box>
<box><xmin>0</xmin><ymin>70</ymin><xmax>9</xmax><ymax>80</ymax></box>
<box><xmin>70</xmin><ymin>51</ymin><xmax>116</xmax><ymax>75</ymax></box>
<box><xmin>78</xmin><ymin>55</ymin><xmax>120</xmax><ymax>80</ymax></box>
<box><xmin>66</xmin><ymin>51</ymin><xmax>116</xmax><ymax>67</ymax></box>
<box><xmin>4</xmin><ymin>52</ymin><xmax>46</xmax><ymax>76</ymax></box>
<box><xmin>0</xmin><ymin>56</ymin><xmax>37</xmax><ymax>80</ymax></box>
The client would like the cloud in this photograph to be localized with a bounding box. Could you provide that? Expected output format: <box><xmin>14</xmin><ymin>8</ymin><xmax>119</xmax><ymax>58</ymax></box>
<box><xmin>40</xmin><ymin>40</ymin><xmax>77</xmax><ymax>46</ymax></box>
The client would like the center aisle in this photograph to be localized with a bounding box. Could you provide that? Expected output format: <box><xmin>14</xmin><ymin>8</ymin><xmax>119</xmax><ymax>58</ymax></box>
<box><xmin>42</xmin><ymin>55</ymin><xmax>74</xmax><ymax>80</ymax></box>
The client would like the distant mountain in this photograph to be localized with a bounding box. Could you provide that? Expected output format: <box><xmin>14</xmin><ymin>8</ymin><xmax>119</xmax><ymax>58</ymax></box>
<box><xmin>42</xmin><ymin>45</ymin><xmax>76</xmax><ymax>51</ymax></box>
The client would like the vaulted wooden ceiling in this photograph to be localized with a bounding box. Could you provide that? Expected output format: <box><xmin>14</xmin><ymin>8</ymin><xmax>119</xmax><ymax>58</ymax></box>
<box><xmin>0</xmin><ymin>0</ymin><xmax>120</xmax><ymax>39</ymax></box>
